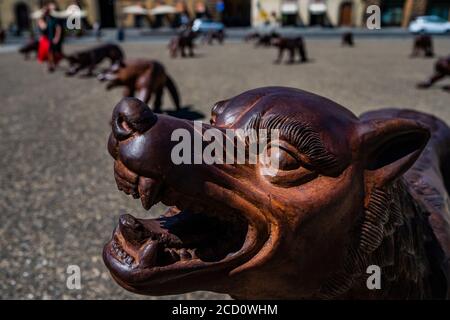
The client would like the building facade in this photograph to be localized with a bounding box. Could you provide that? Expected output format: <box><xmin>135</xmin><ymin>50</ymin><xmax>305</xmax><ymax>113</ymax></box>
<box><xmin>252</xmin><ymin>0</ymin><xmax>450</xmax><ymax>27</ymax></box>
<box><xmin>0</xmin><ymin>0</ymin><xmax>99</xmax><ymax>30</ymax></box>
<box><xmin>1</xmin><ymin>0</ymin><xmax>449</xmax><ymax>31</ymax></box>
<box><xmin>0</xmin><ymin>0</ymin><xmax>252</xmax><ymax>30</ymax></box>
<box><xmin>252</xmin><ymin>0</ymin><xmax>366</xmax><ymax>27</ymax></box>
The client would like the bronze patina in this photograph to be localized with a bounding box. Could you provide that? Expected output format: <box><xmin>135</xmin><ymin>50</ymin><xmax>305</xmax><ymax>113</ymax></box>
<box><xmin>104</xmin><ymin>87</ymin><xmax>450</xmax><ymax>299</ymax></box>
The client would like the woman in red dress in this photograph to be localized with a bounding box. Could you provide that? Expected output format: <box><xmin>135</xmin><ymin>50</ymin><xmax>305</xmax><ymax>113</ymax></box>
<box><xmin>37</xmin><ymin>7</ymin><xmax>50</xmax><ymax>63</ymax></box>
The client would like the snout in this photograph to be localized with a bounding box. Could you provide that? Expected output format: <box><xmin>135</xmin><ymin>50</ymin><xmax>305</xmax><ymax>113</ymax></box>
<box><xmin>107</xmin><ymin>97</ymin><xmax>231</xmax><ymax>197</ymax></box>
<box><xmin>108</xmin><ymin>97</ymin><xmax>183</xmax><ymax>180</ymax></box>
<box><xmin>108</xmin><ymin>98</ymin><xmax>158</xmax><ymax>160</ymax></box>
<box><xmin>111</xmin><ymin>98</ymin><xmax>157</xmax><ymax>141</ymax></box>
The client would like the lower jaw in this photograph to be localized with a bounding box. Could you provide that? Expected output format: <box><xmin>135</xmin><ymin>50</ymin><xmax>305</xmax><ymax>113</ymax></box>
<box><xmin>109</xmin><ymin>268</ymin><xmax>230</xmax><ymax>296</ymax></box>
<box><xmin>103</xmin><ymin>222</ymin><xmax>262</xmax><ymax>291</ymax></box>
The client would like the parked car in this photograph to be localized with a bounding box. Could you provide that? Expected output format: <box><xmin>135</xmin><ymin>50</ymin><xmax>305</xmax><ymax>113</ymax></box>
<box><xmin>192</xmin><ymin>18</ymin><xmax>224</xmax><ymax>33</ymax></box>
<box><xmin>409</xmin><ymin>15</ymin><xmax>450</xmax><ymax>34</ymax></box>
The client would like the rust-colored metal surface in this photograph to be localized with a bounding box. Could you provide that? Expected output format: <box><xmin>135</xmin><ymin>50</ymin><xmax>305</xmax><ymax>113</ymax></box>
<box><xmin>272</xmin><ymin>36</ymin><xmax>308</xmax><ymax>64</ymax></box>
<box><xmin>103</xmin><ymin>87</ymin><xmax>450</xmax><ymax>299</ymax></box>
<box><xmin>65</xmin><ymin>43</ymin><xmax>124</xmax><ymax>76</ymax></box>
<box><xmin>418</xmin><ymin>55</ymin><xmax>450</xmax><ymax>90</ymax></box>
<box><xmin>411</xmin><ymin>35</ymin><xmax>434</xmax><ymax>58</ymax></box>
<box><xmin>98</xmin><ymin>59</ymin><xmax>180</xmax><ymax>113</ymax></box>
<box><xmin>168</xmin><ymin>28</ymin><xmax>197</xmax><ymax>58</ymax></box>
<box><xmin>342</xmin><ymin>32</ymin><xmax>354</xmax><ymax>47</ymax></box>
<box><xmin>18</xmin><ymin>38</ymin><xmax>39</xmax><ymax>60</ymax></box>
<box><xmin>245</xmin><ymin>32</ymin><xmax>281</xmax><ymax>47</ymax></box>
<box><xmin>201</xmin><ymin>30</ymin><xmax>225</xmax><ymax>45</ymax></box>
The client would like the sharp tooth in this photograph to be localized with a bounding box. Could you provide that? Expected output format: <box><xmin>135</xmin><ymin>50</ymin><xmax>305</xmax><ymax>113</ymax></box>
<box><xmin>189</xmin><ymin>249</ymin><xmax>198</xmax><ymax>259</ymax></box>
<box><xmin>138</xmin><ymin>177</ymin><xmax>161</xmax><ymax>210</ymax></box>
<box><xmin>170</xmin><ymin>249</ymin><xmax>180</xmax><ymax>261</ymax></box>
<box><xmin>179</xmin><ymin>248</ymin><xmax>191</xmax><ymax>261</ymax></box>
<box><xmin>139</xmin><ymin>240</ymin><xmax>159</xmax><ymax>268</ymax></box>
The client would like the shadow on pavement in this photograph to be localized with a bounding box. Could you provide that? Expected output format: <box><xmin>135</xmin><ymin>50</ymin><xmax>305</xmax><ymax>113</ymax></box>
<box><xmin>165</xmin><ymin>105</ymin><xmax>205</xmax><ymax>120</ymax></box>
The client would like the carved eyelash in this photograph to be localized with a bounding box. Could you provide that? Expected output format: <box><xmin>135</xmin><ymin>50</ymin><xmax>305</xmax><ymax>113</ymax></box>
<box><xmin>244</xmin><ymin>113</ymin><xmax>338</xmax><ymax>172</ymax></box>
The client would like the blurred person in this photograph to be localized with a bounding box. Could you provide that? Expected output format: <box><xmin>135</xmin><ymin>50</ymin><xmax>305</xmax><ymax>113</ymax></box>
<box><xmin>215</xmin><ymin>0</ymin><xmax>225</xmax><ymax>22</ymax></box>
<box><xmin>269</xmin><ymin>11</ymin><xmax>280</xmax><ymax>28</ymax></box>
<box><xmin>46</xmin><ymin>3</ymin><xmax>64</xmax><ymax>72</ymax></box>
<box><xmin>176</xmin><ymin>1</ymin><xmax>191</xmax><ymax>27</ymax></box>
<box><xmin>93</xmin><ymin>21</ymin><xmax>102</xmax><ymax>41</ymax></box>
<box><xmin>117</xmin><ymin>25</ymin><xmax>125</xmax><ymax>42</ymax></box>
<box><xmin>134</xmin><ymin>2</ymin><xmax>147</xmax><ymax>28</ymax></box>
<box><xmin>180</xmin><ymin>12</ymin><xmax>190</xmax><ymax>27</ymax></box>
<box><xmin>38</xmin><ymin>3</ymin><xmax>64</xmax><ymax>72</ymax></box>
<box><xmin>195</xmin><ymin>2</ymin><xmax>209</xmax><ymax>19</ymax></box>
<box><xmin>256</xmin><ymin>1</ymin><xmax>270</xmax><ymax>26</ymax></box>
<box><xmin>37</xmin><ymin>6</ymin><xmax>51</xmax><ymax>64</ymax></box>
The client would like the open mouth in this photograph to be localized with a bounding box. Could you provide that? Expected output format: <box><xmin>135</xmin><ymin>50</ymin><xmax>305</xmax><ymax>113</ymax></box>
<box><xmin>103</xmin><ymin>160</ymin><xmax>261</xmax><ymax>289</ymax></box>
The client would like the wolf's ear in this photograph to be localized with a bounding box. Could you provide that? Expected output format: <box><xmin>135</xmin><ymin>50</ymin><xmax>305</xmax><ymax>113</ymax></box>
<box><xmin>356</xmin><ymin>118</ymin><xmax>430</xmax><ymax>187</ymax></box>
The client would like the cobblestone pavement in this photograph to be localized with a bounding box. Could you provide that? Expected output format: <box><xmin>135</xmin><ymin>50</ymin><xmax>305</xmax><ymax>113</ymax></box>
<box><xmin>1</xmin><ymin>38</ymin><xmax>449</xmax><ymax>299</ymax></box>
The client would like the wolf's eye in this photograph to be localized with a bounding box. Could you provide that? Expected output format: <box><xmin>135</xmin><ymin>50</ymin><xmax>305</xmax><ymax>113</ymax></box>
<box><xmin>261</xmin><ymin>142</ymin><xmax>318</xmax><ymax>187</ymax></box>
<box><xmin>268</xmin><ymin>145</ymin><xmax>300</xmax><ymax>171</ymax></box>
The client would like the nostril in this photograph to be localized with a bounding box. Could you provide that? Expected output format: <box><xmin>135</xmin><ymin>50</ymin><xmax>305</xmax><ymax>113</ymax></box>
<box><xmin>112</xmin><ymin>114</ymin><xmax>133</xmax><ymax>141</ymax></box>
<box><xmin>111</xmin><ymin>98</ymin><xmax>158</xmax><ymax>141</ymax></box>
<box><xmin>113</xmin><ymin>113</ymin><xmax>134</xmax><ymax>141</ymax></box>
<box><xmin>119</xmin><ymin>116</ymin><xmax>132</xmax><ymax>132</ymax></box>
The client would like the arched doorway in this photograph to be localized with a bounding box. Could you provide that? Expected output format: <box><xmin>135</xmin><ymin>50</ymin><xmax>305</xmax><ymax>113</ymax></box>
<box><xmin>14</xmin><ymin>2</ymin><xmax>31</xmax><ymax>34</ymax></box>
<box><xmin>309</xmin><ymin>0</ymin><xmax>330</xmax><ymax>27</ymax></box>
<box><xmin>339</xmin><ymin>2</ymin><xmax>353</xmax><ymax>26</ymax></box>
<box><xmin>281</xmin><ymin>1</ymin><xmax>300</xmax><ymax>26</ymax></box>
<box><xmin>98</xmin><ymin>0</ymin><xmax>116</xmax><ymax>28</ymax></box>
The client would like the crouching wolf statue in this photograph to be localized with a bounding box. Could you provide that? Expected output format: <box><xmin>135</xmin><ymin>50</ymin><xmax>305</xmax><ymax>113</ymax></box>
<box><xmin>98</xmin><ymin>59</ymin><xmax>180</xmax><ymax>113</ymax></box>
<box><xmin>103</xmin><ymin>87</ymin><xmax>450</xmax><ymax>299</ymax></box>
